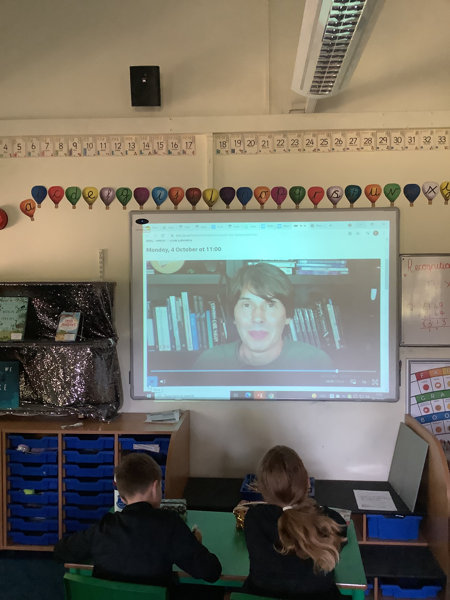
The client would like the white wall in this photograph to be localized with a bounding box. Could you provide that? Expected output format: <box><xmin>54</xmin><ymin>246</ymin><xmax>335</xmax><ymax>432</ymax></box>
<box><xmin>1</xmin><ymin>0</ymin><xmax>450</xmax><ymax>480</ymax></box>
<box><xmin>1</xmin><ymin>112</ymin><xmax>450</xmax><ymax>480</ymax></box>
<box><xmin>1</xmin><ymin>0</ymin><xmax>449</xmax><ymax>119</ymax></box>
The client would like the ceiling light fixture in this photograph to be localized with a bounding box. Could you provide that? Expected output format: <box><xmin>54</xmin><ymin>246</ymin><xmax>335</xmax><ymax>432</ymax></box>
<box><xmin>291</xmin><ymin>0</ymin><xmax>384</xmax><ymax>99</ymax></box>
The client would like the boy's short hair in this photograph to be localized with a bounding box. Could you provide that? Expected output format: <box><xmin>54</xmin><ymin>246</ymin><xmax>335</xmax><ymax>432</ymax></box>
<box><xmin>115</xmin><ymin>452</ymin><xmax>162</xmax><ymax>500</ymax></box>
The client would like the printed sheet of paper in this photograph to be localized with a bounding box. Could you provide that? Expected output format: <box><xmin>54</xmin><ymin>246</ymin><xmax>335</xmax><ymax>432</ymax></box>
<box><xmin>353</xmin><ymin>489</ymin><xmax>397</xmax><ymax>511</ymax></box>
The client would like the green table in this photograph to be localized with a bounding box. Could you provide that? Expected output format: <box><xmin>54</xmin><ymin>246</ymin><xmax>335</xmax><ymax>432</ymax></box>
<box><xmin>183</xmin><ymin>510</ymin><xmax>367</xmax><ymax>599</ymax></box>
<box><xmin>66</xmin><ymin>509</ymin><xmax>366</xmax><ymax>599</ymax></box>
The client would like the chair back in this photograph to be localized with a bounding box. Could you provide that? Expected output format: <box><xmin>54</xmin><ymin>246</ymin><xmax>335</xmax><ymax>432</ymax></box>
<box><xmin>64</xmin><ymin>572</ymin><xmax>168</xmax><ymax>600</ymax></box>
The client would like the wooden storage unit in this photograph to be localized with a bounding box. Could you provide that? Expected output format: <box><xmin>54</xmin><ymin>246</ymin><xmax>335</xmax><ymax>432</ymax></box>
<box><xmin>360</xmin><ymin>416</ymin><xmax>449</xmax><ymax>600</ymax></box>
<box><xmin>0</xmin><ymin>411</ymin><xmax>189</xmax><ymax>551</ymax></box>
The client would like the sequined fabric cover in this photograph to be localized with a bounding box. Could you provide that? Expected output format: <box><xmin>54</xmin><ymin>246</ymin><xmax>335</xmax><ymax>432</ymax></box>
<box><xmin>0</xmin><ymin>282</ymin><xmax>122</xmax><ymax>420</ymax></box>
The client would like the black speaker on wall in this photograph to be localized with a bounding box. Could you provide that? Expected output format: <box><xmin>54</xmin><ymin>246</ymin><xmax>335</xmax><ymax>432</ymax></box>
<box><xmin>130</xmin><ymin>66</ymin><xmax>161</xmax><ymax>107</ymax></box>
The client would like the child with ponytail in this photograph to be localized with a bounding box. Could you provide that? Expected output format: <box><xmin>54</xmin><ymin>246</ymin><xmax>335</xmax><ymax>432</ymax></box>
<box><xmin>243</xmin><ymin>445</ymin><xmax>347</xmax><ymax>599</ymax></box>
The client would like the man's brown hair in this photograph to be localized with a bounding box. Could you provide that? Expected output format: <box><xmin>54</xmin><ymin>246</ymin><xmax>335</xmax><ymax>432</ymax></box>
<box><xmin>115</xmin><ymin>452</ymin><xmax>162</xmax><ymax>501</ymax></box>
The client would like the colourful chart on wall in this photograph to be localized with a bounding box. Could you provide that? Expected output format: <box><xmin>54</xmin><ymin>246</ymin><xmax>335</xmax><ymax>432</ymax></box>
<box><xmin>407</xmin><ymin>359</ymin><xmax>450</xmax><ymax>441</ymax></box>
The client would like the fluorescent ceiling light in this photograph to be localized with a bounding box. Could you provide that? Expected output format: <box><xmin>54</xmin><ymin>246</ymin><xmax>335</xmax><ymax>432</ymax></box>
<box><xmin>292</xmin><ymin>0</ymin><xmax>384</xmax><ymax>98</ymax></box>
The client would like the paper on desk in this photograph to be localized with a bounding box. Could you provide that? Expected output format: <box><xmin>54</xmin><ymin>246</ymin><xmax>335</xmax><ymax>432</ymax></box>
<box><xmin>145</xmin><ymin>409</ymin><xmax>180</xmax><ymax>423</ymax></box>
<box><xmin>353</xmin><ymin>489</ymin><xmax>397</xmax><ymax>511</ymax></box>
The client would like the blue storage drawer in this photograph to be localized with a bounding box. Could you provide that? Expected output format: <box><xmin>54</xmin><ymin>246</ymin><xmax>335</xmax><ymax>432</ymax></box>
<box><xmin>64</xmin><ymin>478</ymin><xmax>113</xmax><ymax>492</ymax></box>
<box><xmin>63</xmin><ymin>450</ymin><xmax>114</xmax><ymax>464</ymax></box>
<box><xmin>64</xmin><ymin>435</ymin><xmax>114</xmax><ymax>450</ymax></box>
<box><xmin>8</xmin><ymin>435</ymin><xmax>58</xmax><ymax>449</ymax></box>
<box><xmin>380</xmin><ymin>584</ymin><xmax>442</xmax><ymax>598</ymax></box>
<box><xmin>9</xmin><ymin>531</ymin><xmax>59</xmax><ymax>545</ymax></box>
<box><xmin>9</xmin><ymin>463</ymin><xmax>58</xmax><ymax>477</ymax></box>
<box><xmin>8</xmin><ymin>504</ymin><xmax>58</xmax><ymax>518</ymax></box>
<box><xmin>119</xmin><ymin>436</ymin><xmax>170</xmax><ymax>463</ymax></box>
<box><xmin>240</xmin><ymin>474</ymin><xmax>263</xmax><ymax>501</ymax></box>
<box><xmin>63</xmin><ymin>491</ymin><xmax>113</xmax><ymax>506</ymax></box>
<box><xmin>7</xmin><ymin>449</ymin><xmax>58</xmax><ymax>463</ymax></box>
<box><xmin>367</xmin><ymin>515</ymin><xmax>423</xmax><ymax>541</ymax></box>
<box><xmin>8</xmin><ymin>476</ymin><xmax>58</xmax><ymax>491</ymax></box>
<box><xmin>64</xmin><ymin>505</ymin><xmax>110</xmax><ymax>520</ymax></box>
<box><xmin>63</xmin><ymin>464</ymin><xmax>114</xmax><ymax>478</ymax></box>
<box><xmin>9</xmin><ymin>517</ymin><xmax>58</xmax><ymax>531</ymax></box>
<box><xmin>64</xmin><ymin>519</ymin><xmax>94</xmax><ymax>533</ymax></box>
<box><xmin>9</xmin><ymin>490</ymin><xmax>58</xmax><ymax>505</ymax></box>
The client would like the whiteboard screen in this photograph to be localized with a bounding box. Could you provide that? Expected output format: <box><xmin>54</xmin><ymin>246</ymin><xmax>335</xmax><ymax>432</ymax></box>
<box><xmin>401</xmin><ymin>255</ymin><xmax>450</xmax><ymax>346</ymax></box>
<box><xmin>130</xmin><ymin>208</ymin><xmax>399</xmax><ymax>402</ymax></box>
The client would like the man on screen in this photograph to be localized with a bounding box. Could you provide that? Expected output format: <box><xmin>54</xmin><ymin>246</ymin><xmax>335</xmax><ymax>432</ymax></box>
<box><xmin>194</xmin><ymin>262</ymin><xmax>333</xmax><ymax>371</ymax></box>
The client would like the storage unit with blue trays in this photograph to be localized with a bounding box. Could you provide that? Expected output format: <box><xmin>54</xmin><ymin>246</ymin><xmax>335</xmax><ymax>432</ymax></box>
<box><xmin>6</xmin><ymin>434</ymin><xmax>59</xmax><ymax>547</ymax></box>
<box><xmin>0</xmin><ymin>411</ymin><xmax>190</xmax><ymax>551</ymax></box>
<box><xmin>118</xmin><ymin>435</ymin><xmax>171</xmax><ymax>503</ymax></box>
<box><xmin>62</xmin><ymin>435</ymin><xmax>115</xmax><ymax>533</ymax></box>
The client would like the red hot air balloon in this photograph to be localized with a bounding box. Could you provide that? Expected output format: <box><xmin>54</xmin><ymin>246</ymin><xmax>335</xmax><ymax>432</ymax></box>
<box><xmin>0</xmin><ymin>208</ymin><xmax>8</xmax><ymax>229</ymax></box>
<box><xmin>48</xmin><ymin>186</ymin><xmax>64</xmax><ymax>208</ymax></box>
<box><xmin>307</xmin><ymin>186</ymin><xmax>324</xmax><ymax>208</ymax></box>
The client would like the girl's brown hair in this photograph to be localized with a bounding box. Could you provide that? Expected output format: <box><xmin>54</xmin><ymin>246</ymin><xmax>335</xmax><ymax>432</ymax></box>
<box><xmin>256</xmin><ymin>445</ymin><xmax>345</xmax><ymax>573</ymax></box>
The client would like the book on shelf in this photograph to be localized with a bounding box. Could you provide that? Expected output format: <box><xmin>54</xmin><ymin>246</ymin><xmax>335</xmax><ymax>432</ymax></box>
<box><xmin>154</xmin><ymin>305</ymin><xmax>171</xmax><ymax>351</ymax></box>
<box><xmin>168</xmin><ymin>296</ymin><xmax>182</xmax><ymax>351</ymax></box>
<box><xmin>147</xmin><ymin>301</ymin><xmax>156</xmax><ymax>350</ymax></box>
<box><xmin>326</xmin><ymin>299</ymin><xmax>343</xmax><ymax>349</ymax></box>
<box><xmin>0</xmin><ymin>361</ymin><xmax>20</xmax><ymax>409</ymax></box>
<box><xmin>150</xmin><ymin>291</ymin><xmax>230</xmax><ymax>352</ymax></box>
<box><xmin>55</xmin><ymin>311</ymin><xmax>81</xmax><ymax>342</ymax></box>
<box><xmin>0</xmin><ymin>296</ymin><xmax>29</xmax><ymax>342</ymax></box>
<box><xmin>287</xmin><ymin>299</ymin><xmax>344</xmax><ymax>352</ymax></box>
<box><xmin>180</xmin><ymin>291</ymin><xmax>194</xmax><ymax>351</ymax></box>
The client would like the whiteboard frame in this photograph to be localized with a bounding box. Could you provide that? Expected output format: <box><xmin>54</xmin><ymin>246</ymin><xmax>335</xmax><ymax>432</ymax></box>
<box><xmin>401</xmin><ymin>254</ymin><xmax>450</xmax><ymax>347</ymax></box>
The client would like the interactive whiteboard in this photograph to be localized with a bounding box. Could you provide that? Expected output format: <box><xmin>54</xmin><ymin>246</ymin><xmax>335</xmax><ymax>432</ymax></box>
<box><xmin>401</xmin><ymin>254</ymin><xmax>450</xmax><ymax>346</ymax></box>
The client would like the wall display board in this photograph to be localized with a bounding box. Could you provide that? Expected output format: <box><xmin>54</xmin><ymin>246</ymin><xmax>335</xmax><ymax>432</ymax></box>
<box><xmin>130</xmin><ymin>208</ymin><xmax>399</xmax><ymax>402</ymax></box>
<box><xmin>407</xmin><ymin>359</ymin><xmax>450</xmax><ymax>442</ymax></box>
<box><xmin>401</xmin><ymin>255</ymin><xmax>450</xmax><ymax>346</ymax></box>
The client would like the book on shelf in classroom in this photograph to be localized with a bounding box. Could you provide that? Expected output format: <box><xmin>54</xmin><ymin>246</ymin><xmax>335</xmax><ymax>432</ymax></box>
<box><xmin>150</xmin><ymin>292</ymin><xmax>229</xmax><ymax>352</ymax></box>
<box><xmin>0</xmin><ymin>361</ymin><xmax>20</xmax><ymax>409</ymax></box>
<box><xmin>55</xmin><ymin>311</ymin><xmax>81</xmax><ymax>342</ymax></box>
<box><xmin>0</xmin><ymin>296</ymin><xmax>29</xmax><ymax>341</ymax></box>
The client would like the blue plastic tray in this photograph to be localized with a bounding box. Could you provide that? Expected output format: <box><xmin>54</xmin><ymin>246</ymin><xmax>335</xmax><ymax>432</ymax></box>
<box><xmin>64</xmin><ymin>505</ymin><xmax>110</xmax><ymax>520</ymax></box>
<box><xmin>64</xmin><ymin>478</ymin><xmax>113</xmax><ymax>492</ymax></box>
<box><xmin>9</xmin><ymin>463</ymin><xmax>58</xmax><ymax>477</ymax></box>
<box><xmin>8</xmin><ymin>476</ymin><xmax>58</xmax><ymax>491</ymax></box>
<box><xmin>9</xmin><ymin>490</ymin><xmax>58</xmax><ymax>505</ymax></box>
<box><xmin>63</xmin><ymin>450</ymin><xmax>114</xmax><ymax>464</ymax></box>
<box><xmin>8</xmin><ymin>475</ymin><xmax>58</xmax><ymax>491</ymax></box>
<box><xmin>8</xmin><ymin>504</ymin><xmax>58</xmax><ymax>518</ymax></box>
<box><xmin>367</xmin><ymin>515</ymin><xmax>423</xmax><ymax>541</ymax></box>
<box><xmin>240</xmin><ymin>474</ymin><xmax>263</xmax><ymax>501</ymax></box>
<box><xmin>64</xmin><ymin>519</ymin><xmax>94</xmax><ymax>533</ymax></box>
<box><xmin>63</xmin><ymin>491</ymin><xmax>114</xmax><ymax>506</ymax></box>
<box><xmin>7</xmin><ymin>449</ymin><xmax>58</xmax><ymax>464</ymax></box>
<box><xmin>8</xmin><ymin>516</ymin><xmax>58</xmax><ymax>531</ymax></box>
<box><xmin>380</xmin><ymin>584</ymin><xmax>442</xmax><ymax>598</ymax></box>
<box><xmin>64</xmin><ymin>435</ymin><xmax>114</xmax><ymax>450</ymax></box>
<box><xmin>119</xmin><ymin>436</ymin><xmax>170</xmax><ymax>463</ymax></box>
<box><xmin>63</xmin><ymin>464</ymin><xmax>113</xmax><ymax>478</ymax></box>
<box><xmin>8</xmin><ymin>435</ymin><xmax>58</xmax><ymax>449</ymax></box>
<box><xmin>9</xmin><ymin>531</ymin><xmax>59</xmax><ymax>545</ymax></box>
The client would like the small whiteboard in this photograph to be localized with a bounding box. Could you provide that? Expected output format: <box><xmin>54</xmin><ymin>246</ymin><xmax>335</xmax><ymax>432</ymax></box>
<box><xmin>401</xmin><ymin>254</ymin><xmax>450</xmax><ymax>346</ymax></box>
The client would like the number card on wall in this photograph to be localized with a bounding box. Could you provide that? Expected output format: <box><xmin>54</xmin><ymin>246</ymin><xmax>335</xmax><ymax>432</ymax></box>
<box><xmin>401</xmin><ymin>254</ymin><xmax>450</xmax><ymax>346</ymax></box>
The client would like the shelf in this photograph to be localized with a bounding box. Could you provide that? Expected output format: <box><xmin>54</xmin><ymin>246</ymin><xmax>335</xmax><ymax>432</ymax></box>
<box><xmin>0</xmin><ymin>411</ymin><xmax>190</xmax><ymax>551</ymax></box>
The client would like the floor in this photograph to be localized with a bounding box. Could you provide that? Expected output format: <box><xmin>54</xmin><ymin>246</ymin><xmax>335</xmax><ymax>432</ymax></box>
<box><xmin>0</xmin><ymin>550</ymin><xmax>65</xmax><ymax>600</ymax></box>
